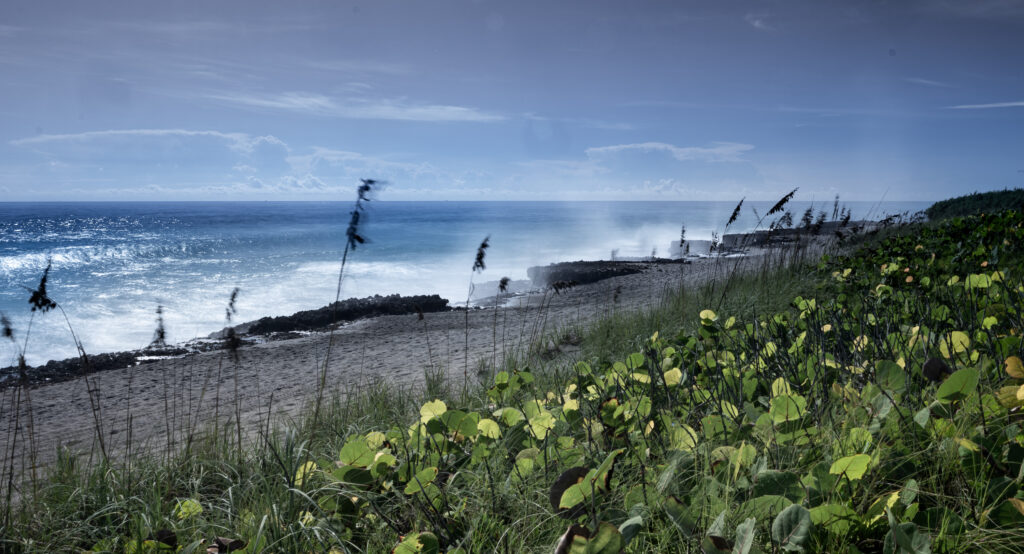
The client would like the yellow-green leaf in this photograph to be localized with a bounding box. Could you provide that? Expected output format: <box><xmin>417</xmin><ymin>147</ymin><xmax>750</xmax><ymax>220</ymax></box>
<box><xmin>420</xmin><ymin>399</ymin><xmax>447</xmax><ymax>423</ymax></box>
<box><xmin>294</xmin><ymin>461</ymin><xmax>318</xmax><ymax>487</ymax></box>
<box><xmin>670</xmin><ymin>424</ymin><xmax>698</xmax><ymax>451</ymax></box>
<box><xmin>829</xmin><ymin>454</ymin><xmax>871</xmax><ymax>480</ymax></box>
<box><xmin>527</xmin><ymin>411</ymin><xmax>556</xmax><ymax>440</ymax></box>
<box><xmin>173</xmin><ymin>498</ymin><xmax>203</xmax><ymax>521</ymax></box>
<box><xmin>663</xmin><ymin>367</ymin><xmax>682</xmax><ymax>386</ymax></box>
<box><xmin>393</xmin><ymin>532</ymin><xmax>440</xmax><ymax>554</ymax></box>
<box><xmin>365</xmin><ymin>431</ymin><xmax>386</xmax><ymax>449</ymax></box>
<box><xmin>771</xmin><ymin>377</ymin><xmax>792</xmax><ymax>398</ymax></box>
<box><xmin>477</xmin><ymin>418</ymin><xmax>501</xmax><ymax>439</ymax></box>
<box><xmin>404</xmin><ymin>467</ymin><xmax>438</xmax><ymax>495</ymax></box>
<box><xmin>939</xmin><ymin>331</ymin><xmax>970</xmax><ymax>358</ymax></box>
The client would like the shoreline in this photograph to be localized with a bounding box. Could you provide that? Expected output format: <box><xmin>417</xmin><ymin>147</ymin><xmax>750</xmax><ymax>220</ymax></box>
<box><xmin>1</xmin><ymin>253</ymin><xmax>754</xmax><ymax>470</ymax></box>
<box><xmin>3</xmin><ymin>217</ymin><xmax>877</xmax><ymax>387</ymax></box>
<box><xmin>0</xmin><ymin>217</ymin><xmax>874</xmax><ymax>472</ymax></box>
<box><xmin>1</xmin><ymin>258</ymin><xmax>693</xmax><ymax>388</ymax></box>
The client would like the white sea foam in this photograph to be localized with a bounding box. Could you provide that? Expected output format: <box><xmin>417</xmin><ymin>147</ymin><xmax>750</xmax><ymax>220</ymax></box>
<box><xmin>1</xmin><ymin>200</ymin><xmax>930</xmax><ymax>365</ymax></box>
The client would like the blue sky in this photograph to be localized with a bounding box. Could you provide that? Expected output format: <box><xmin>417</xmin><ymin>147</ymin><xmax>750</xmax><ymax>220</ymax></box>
<box><xmin>1</xmin><ymin>0</ymin><xmax>1022</xmax><ymax>201</ymax></box>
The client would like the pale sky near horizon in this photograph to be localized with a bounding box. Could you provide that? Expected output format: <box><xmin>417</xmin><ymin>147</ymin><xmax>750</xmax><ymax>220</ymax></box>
<box><xmin>1</xmin><ymin>0</ymin><xmax>1022</xmax><ymax>202</ymax></box>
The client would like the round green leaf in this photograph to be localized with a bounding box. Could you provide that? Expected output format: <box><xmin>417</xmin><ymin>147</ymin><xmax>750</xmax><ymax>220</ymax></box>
<box><xmin>770</xmin><ymin>394</ymin><xmax>807</xmax><ymax>424</ymax></box>
<box><xmin>339</xmin><ymin>438</ymin><xmax>375</xmax><ymax>467</ymax></box>
<box><xmin>172</xmin><ymin>498</ymin><xmax>202</xmax><ymax>521</ymax></box>
<box><xmin>587</xmin><ymin>522</ymin><xmax>624</xmax><ymax>554</ymax></box>
<box><xmin>875</xmin><ymin>360</ymin><xmax>906</xmax><ymax>393</ymax></box>
<box><xmin>939</xmin><ymin>331</ymin><xmax>970</xmax><ymax>359</ymax></box>
<box><xmin>419</xmin><ymin>399</ymin><xmax>447</xmax><ymax>423</ymax></box>
<box><xmin>936</xmin><ymin>368</ymin><xmax>979</xmax><ymax>403</ymax></box>
<box><xmin>393</xmin><ymin>532</ymin><xmax>439</xmax><ymax>554</ymax></box>
<box><xmin>771</xmin><ymin>504</ymin><xmax>812</xmax><ymax>551</ymax></box>
<box><xmin>404</xmin><ymin>467</ymin><xmax>438</xmax><ymax>495</ymax></box>
<box><xmin>809</xmin><ymin>503</ymin><xmax>857</xmax><ymax>535</ymax></box>
<box><xmin>477</xmin><ymin>418</ymin><xmax>501</xmax><ymax>439</ymax></box>
<box><xmin>829</xmin><ymin>454</ymin><xmax>871</xmax><ymax>481</ymax></box>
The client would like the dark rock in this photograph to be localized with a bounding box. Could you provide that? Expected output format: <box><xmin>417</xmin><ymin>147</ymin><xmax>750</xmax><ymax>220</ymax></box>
<box><xmin>235</xmin><ymin>293</ymin><xmax>450</xmax><ymax>336</ymax></box>
<box><xmin>527</xmin><ymin>261</ymin><xmax>646</xmax><ymax>288</ymax></box>
<box><xmin>2</xmin><ymin>293</ymin><xmax>450</xmax><ymax>389</ymax></box>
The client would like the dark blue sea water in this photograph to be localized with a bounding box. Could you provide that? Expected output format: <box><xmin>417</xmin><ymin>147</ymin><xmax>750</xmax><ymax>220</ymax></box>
<box><xmin>0</xmin><ymin>200</ymin><xmax>928</xmax><ymax>364</ymax></box>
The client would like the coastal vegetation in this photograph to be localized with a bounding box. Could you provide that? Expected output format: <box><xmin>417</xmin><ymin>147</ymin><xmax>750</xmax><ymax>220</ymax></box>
<box><xmin>2</xmin><ymin>193</ymin><xmax>1024</xmax><ymax>552</ymax></box>
<box><xmin>924</xmin><ymin>189</ymin><xmax>1024</xmax><ymax>221</ymax></box>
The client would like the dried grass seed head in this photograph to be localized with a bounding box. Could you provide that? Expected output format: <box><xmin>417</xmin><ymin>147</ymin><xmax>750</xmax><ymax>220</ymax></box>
<box><xmin>473</xmin><ymin>235</ymin><xmax>490</xmax><ymax>272</ymax></box>
<box><xmin>726</xmin><ymin>198</ymin><xmax>744</xmax><ymax>229</ymax></box>
<box><xmin>1</xmin><ymin>312</ymin><xmax>13</xmax><ymax>340</ymax></box>
<box><xmin>346</xmin><ymin>179</ymin><xmax>379</xmax><ymax>251</ymax></box>
<box><xmin>225</xmin><ymin>287</ymin><xmax>240</xmax><ymax>321</ymax></box>
<box><xmin>27</xmin><ymin>261</ymin><xmax>57</xmax><ymax>313</ymax></box>
<box><xmin>767</xmin><ymin>188</ymin><xmax>798</xmax><ymax>216</ymax></box>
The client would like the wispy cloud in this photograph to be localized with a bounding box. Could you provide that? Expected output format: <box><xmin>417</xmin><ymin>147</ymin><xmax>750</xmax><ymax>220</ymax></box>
<box><xmin>904</xmin><ymin>77</ymin><xmax>952</xmax><ymax>88</ymax></box>
<box><xmin>524</xmin><ymin>112</ymin><xmax>633</xmax><ymax>131</ymax></box>
<box><xmin>205</xmin><ymin>91</ymin><xmax>505</xmax><ymax>122</ymax></box>
<box><xmin>304</xmin><ymin>59</ymin><xmax>414</xmax><ymax>76</ymax></box>
<box><xmin>947</xmin><ymin>100</ymin><xmax>1024</xmax><ymax>109</ymax></box>
<box><xmin>10</xmin><ymin>129</ymin><xmax>288</xmax><ymax>154</ymax></box>
<box><xmin>744</xmin><ymin>12</ymin><xmax>775</xmax><ymax>31</ymax></box>
<box><xmin>586</xmin><ymin>141</ymin><xmax>754</xmax><ymax>162</ymax></box>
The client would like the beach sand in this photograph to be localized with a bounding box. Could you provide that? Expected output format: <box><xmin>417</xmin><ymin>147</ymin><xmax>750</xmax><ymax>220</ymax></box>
<box><xmin>2</xmin><ymin>255</ymin><xmax>758</xmax><ymax>476</ymax></box>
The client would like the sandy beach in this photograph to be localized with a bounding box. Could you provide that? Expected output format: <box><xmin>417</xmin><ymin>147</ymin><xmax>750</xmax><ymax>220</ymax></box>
<box><xmin>2</xmin><ymin>254</ymin><xmax>761</xmax><ymax>477</ymax></box>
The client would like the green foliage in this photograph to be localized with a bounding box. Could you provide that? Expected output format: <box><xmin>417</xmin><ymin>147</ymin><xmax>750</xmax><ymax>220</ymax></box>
<box><xmin>925</xmin><ymin>188</ymin><xmax>1024</xmax><ymax>221</ymax></box>
<box><xmin>772</xmin><ymin>504</ymin><xmax>812</xmax><ymax>551</ymax></box>
<box><xmin>8</xmin><ymin>209</ymin><xmax>1024</xmax><ymax>552</ymax></box>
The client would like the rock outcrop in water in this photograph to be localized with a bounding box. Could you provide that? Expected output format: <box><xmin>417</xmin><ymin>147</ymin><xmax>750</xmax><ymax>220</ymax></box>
<box><xmin>230</xmin><ymin>294</ymin><xmax>451</xmax><ymax>336</ymax></box>
<box><xmin>527</xmin><ymin>260</ymin><xmax>651</xmax><ymax>288</ymax></box>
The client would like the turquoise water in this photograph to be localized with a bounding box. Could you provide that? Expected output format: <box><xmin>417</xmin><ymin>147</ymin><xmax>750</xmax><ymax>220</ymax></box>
<box><xmin>0</xmin><ymin>200</ymin><xmax>928</xmax><ymax>364</ymax></box>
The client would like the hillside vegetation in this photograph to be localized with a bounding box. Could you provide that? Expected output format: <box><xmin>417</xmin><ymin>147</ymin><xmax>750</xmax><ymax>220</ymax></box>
<box><xmin>4</xmin><ymin>209</ymin><xmax>1024</xmax><ymax>552</ymax></box>
<box><xmin>925</xmin><ymin>189</ymin><xmax>1024</xmax><ymax>221</ymax></box>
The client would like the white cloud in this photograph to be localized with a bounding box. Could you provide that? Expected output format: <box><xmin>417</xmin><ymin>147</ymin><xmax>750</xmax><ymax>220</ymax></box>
<box><xmin>304</xmin><ymin>59</ymin><xmax>413</xmax><ymax>76</ymax></box>
<box><xmin>947</xmin><ymin>100</ymin><xmax>1024</xmax><ymax>109</ymax></box>
<box><xmin>287</xmin><ymin>147</ymin><xmax>429</xmax><ymax>175</ymax></box>
<box><xmin>524</xmin><ymin>112</ymin><xmax>633</xmax><ymax>131</ymax></box>
<box><xmin>11</xmin><ymin>129</ymin><xmax>288</xmax><ymax>154</ymax></box>
<box><xmin>205</xmin><ymin>91</ymin><xmax>505</xmax><ymax>122</ymax></box>
<box><xmin>744</xmin><ymin>13</ymin><xmax>774</xmax><ymax>31</ymax></box>
<box><xmin>585</xmin><ymin>141</ymin><xmax>754</xmax><ymax>163</ymax></box>
<box><xmin>904</xmin><ymin>77</ymin><xmax>952</xmax><ymax>88</ymax></box>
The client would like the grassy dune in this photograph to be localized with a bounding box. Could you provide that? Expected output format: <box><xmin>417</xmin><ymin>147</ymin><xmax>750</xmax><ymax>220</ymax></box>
<box><xmin>4</xmin><ymin>197</ymin><xmax>1024</xmax><ymax>552</ymax></box>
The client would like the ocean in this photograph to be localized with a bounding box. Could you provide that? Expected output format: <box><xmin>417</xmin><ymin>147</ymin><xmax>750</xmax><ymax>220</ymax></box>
<box><xmin>0</xmin><ymin>200</ymin><xmax>928</xmax><ymax>365</ymax></box>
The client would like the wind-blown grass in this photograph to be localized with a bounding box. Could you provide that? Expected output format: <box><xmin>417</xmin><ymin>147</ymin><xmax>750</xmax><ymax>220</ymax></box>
<box><xmin>4</xmin><ymin>197</ymin><xmax>1022</xmax><ymax>552</ymax></box>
